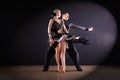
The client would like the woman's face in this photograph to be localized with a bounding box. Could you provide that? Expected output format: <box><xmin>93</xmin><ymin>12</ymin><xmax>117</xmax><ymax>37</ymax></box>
<box><xmin>56</xmin><ymin>10</ymin><xmax>61</xmax><ymax>18</ymax></box>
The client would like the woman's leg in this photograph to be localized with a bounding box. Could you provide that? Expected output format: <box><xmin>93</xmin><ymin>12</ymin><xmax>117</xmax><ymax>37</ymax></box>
<box><xmin>60</xmin><ymin>41</ymin><xmax>67</xmax><ymax>73</ymax></box>
<box><xmin>55</xmin><ymin>43</ymin><xmax>61</xmax><ymax>72</ymax></box>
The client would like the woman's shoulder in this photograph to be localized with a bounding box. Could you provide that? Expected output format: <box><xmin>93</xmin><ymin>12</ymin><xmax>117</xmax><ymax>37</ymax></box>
<box><xmin>49</xmin><ymin>18</ymin><xmax>54</xmax><ymax>22</ymax></box>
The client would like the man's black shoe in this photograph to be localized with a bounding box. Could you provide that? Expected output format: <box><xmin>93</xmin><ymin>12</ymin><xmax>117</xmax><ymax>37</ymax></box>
<box><xmin>76</xmin><ymin>68</ymin><xmax>83</xmax><ymax>71</ymax></box>
<box><xmin>42</xmin><ymin>68</ymin><xmax>48</xmax><ymax>72</ymax></box>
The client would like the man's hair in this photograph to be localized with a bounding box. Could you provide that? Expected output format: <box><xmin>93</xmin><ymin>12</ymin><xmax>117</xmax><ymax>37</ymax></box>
<box><xmin>62</xmin><ymin>12</ymin><xmax>69</xmax><ymax>15</ymax></box>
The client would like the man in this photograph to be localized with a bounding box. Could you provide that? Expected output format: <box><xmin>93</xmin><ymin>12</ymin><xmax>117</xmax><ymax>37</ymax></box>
<box><xmin>61</xmin><ymin>12</ymin><xmax>93</xmax><ymax>70</ymax></box>
<box><xmin>42</xmin><ymin>12</ymin><xmax>93</xmax><ymax>72</ymax></box>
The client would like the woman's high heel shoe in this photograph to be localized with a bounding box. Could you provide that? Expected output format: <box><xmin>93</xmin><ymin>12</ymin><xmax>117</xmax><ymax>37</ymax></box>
<box><xmin>61</xmin><ymin>66</ymin><xmax>66</xmax><ymax>73</ymax></box>
<box><xmin>57</xmin><ymin>66</ymin><xmax>61</xmax><ymax>72</ymax></box>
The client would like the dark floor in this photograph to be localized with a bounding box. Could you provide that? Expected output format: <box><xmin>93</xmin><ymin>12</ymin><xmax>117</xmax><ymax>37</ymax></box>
<box><xmin>0</xmin><ymin>65</ymin><xmax>120</xmax><ymax>80</ymax></box>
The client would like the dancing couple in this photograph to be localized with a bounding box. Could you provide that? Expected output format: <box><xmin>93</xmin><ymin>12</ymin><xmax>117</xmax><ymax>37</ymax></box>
<box><xmin>43</xmin><ymin>9</ymin><xmax>93</xmax><ymax>73</ymax></box>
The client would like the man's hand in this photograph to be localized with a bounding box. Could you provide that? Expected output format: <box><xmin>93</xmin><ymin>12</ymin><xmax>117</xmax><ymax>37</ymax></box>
<box><xmin>88</xmin><ymin>27</ymin><xmax>93</xmax><ymax>31</ymax></box>
<box><xmin>75</xmin><ymin>36</ymin><xmax>80</xmax><ymax>39</ymax></box>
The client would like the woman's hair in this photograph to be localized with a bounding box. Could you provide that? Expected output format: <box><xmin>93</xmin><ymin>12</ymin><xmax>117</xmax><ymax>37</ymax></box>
<box><xmin>51</xmin><ymin>9</ymin><xmax>61</xmax><ymax>17</ymax></box>
<box><xmin>52</xmin><ymin>12</ymin><xmax>56</xmax><ymax>17</ymax></box>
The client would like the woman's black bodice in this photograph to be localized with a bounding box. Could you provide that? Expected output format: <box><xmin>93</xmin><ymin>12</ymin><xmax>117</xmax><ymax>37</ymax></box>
<box><xmin>51</xmin><ymin>19</ymin><xmax>63</xmax><ymax>38</ymax></box>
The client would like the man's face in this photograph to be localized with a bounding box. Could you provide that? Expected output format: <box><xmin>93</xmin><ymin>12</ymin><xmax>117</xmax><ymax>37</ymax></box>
<box><xmin>63</xmin><ymin>13</ymin><xmax>69</xmax><ymax>20</ymax></box>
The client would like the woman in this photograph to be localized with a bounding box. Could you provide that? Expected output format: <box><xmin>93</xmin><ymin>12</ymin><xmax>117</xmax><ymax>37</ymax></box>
<box><xmin>47</xmin><ymin>9</ymin><xmax>68</xmax><ymax>73</ymax></box>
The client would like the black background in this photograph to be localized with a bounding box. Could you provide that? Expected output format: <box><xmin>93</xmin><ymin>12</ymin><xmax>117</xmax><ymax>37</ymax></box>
<box><xmin>0</xmin><ymin>0</ymin><xmax>120</xmax><ymax>65</ymax></box>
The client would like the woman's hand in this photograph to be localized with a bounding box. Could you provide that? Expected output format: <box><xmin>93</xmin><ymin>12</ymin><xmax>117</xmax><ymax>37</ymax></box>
<box><xmin>49</xmin><ymin>39</ymin><xmax>54</xmax><ymax>46</ymax></box>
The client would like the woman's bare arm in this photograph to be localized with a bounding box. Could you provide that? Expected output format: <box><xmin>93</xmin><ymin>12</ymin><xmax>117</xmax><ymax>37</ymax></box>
<box><xmin>48</xmin><ymin>19</ymin><xmax>53</xmax><ymax>39</ymax></box>
<box><xmin>48</xmin><ymin>19</ymin><xmax>54</xmax><ymax>46</ymax></box>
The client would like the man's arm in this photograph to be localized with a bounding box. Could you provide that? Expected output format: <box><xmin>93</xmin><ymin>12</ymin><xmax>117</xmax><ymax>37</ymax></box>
<box><xmin>69</xmin><ymin>23</ymin><xmax>93</xmax><ymax>31</ymax></box>
<box><xmin>62</xmin><ymin>19</ymin><xmax>69</xmax><ymax>34</ymax></box>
